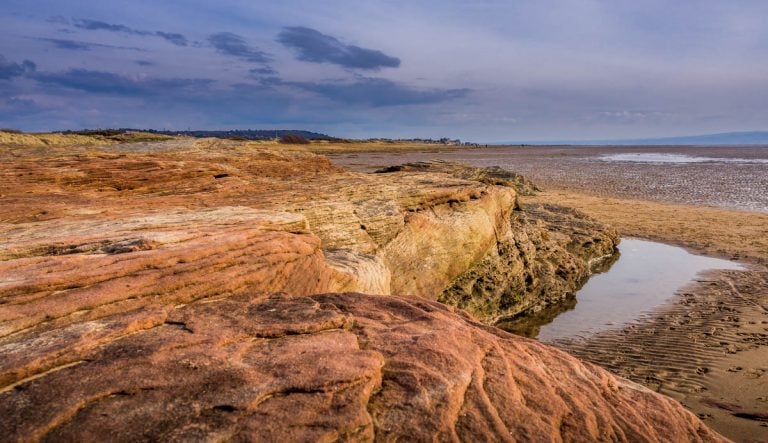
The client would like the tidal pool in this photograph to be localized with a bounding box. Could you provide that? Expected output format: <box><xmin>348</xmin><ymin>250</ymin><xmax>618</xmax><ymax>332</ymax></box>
<box><xmin>498</xmin><ymin>238</ymin><xmax>743</xmax><ymax>342</ymax></box>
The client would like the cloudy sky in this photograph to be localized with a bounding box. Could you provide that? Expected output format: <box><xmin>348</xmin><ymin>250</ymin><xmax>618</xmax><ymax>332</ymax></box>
<box><xmin>2</xmin><ymin>1</ymin><xmax>767</xmax><ymax>141</ymax></box>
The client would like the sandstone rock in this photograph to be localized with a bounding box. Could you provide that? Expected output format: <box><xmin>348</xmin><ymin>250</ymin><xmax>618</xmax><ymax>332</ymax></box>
<box><xmin>0</xmin><ymin>141</ymin><xmax>721</xmax><ymax>441</ymax></box>
<box><xmin>440</xmin><ymin>202</ymin><xmax>620</xmax><ymax>323</ymax></box>
<box><xmin>0</xmin><ymin>293</ymin><xmax>725</xmax><ymax>442</ymax></box>
<box><xmin>1</xmin><ymin>141</ymin><xmax>616</xmax><ymax>324</ymax></box>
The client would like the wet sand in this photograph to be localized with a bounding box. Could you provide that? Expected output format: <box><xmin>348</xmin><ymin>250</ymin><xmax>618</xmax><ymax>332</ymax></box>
<box><xmin>553</xmin><ymin>267</ymin><xmax>768</xmax><ymax>442</ymax></box>
<box><xmin>331</xmin><ymin>145</ymin><xmax>768</xmax><ymax>213</ymax></box>
<box><xmin>331</xmin><ymin>146</ymin><xmax>768</xmax><ymax>441</ymax></box>
<box><xmin>525</xmin><ymin>191</ymin><xmax>768</xmax><ymax>442</ymax></box>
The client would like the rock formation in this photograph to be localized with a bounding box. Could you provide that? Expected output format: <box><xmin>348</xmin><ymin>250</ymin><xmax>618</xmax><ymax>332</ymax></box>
<box><xmin>0</xmin><ymin>139</ymin><xmax>721</xmax><ymax>440</ymax></box>
<box><xmin>0</xmin><ymin>293</ymin><xmax>725</xmax><ymax>442</ymax></box>
<box><xmin>1</xmin><ymin>140</ymin><xmax>616</xmax><ymax>327</ymax></box>
<box><xmin>375</xmin><ymin>161</ymin><xmax>619</xmax><ymax>323</ymax></box>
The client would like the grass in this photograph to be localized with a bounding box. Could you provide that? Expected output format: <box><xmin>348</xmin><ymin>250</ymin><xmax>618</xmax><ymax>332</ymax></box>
<box><xmin>0</xmin><ymin>130</ymin><xmax>176</xmax><ymax>148</ymax></box>
<box><xmin>0</xmin><ymin>129</ymin><xmax>473</xmax><ymax>155</ymax></box>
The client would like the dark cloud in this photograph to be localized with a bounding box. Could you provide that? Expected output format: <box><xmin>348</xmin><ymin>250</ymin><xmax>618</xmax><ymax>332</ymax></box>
<box><xmin>0</xmin><ymin>97</ymin><xmax>42</xmax><ymax>118</ymax></box>
<box><xmin>38</xmin><ymin>38</ymin><xmax>92</xmax><ymax>51</ymax></box>
<box><xmin>208</xmin><ymin>32</ymin><xmax>271</xmax><ymax>63</ymax></box>
<box><xmin>277</xmin><ymin>27</ymin><xmax>400</xmax><ymax>70</ymax></box>
<box><xmin>135</xmin><ymin>60</ymin><xmax>154</xmax><ymax>66</ymax></box>
<box><xmin>36</xmin><ymin>38</ymin><xmax>146</xmax><ymax>52</ymax></box>
<box><xmin>287</xmin><ymin>77</ymin><xmax>468</xmax><ymax>107</ymax></box>
<box><xmin>155</xmin><ymin>32</ymin><xmax>188</xmax><ymax>46</ymax></box>
<box><xmin>74</xmin><ymin>19</ymin><xmax>147</xmax><ymax>35</ymax></box>
<box><xmin>249</xmin><ymin>66</ymin><xmax>276</xmax><ymax>76</ymax></box>
<box><xmin>72</xmin><ymin>19</ymin><xmax>188</xmax><ymax>46</ymax></box>
<box><xmin>0</xmin><ymin>55</ymin><xmax>36</xmax><ymax>79</ymax></box>
<box><xmin>33</xmin><ymin>69</ymin><xmax>213</xmax><ymax>96</ymax></box>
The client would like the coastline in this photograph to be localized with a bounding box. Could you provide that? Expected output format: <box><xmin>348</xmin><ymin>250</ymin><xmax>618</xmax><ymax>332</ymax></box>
<box><xmin>0</xmin><ymin>135</ymin><xmax>762</xmax><ymax>440</ymax></box>
<box><xmin>523</xmin><ymin>189</ymin><xmax>768</xmax><ymax>265</ymax></box>
<box><xmin>330</xmin><ymin>145</ymin><xmax>768</xmax><ymax>440</ymax></box>
<box><xmin>524</xmin><ymin>190</ymin><xmax>768</xmax><ymax>441</ymax></box>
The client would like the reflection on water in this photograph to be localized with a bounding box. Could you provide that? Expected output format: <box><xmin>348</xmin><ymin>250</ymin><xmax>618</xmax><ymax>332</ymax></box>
<box><xmin>497</xmin><ymin>297</ymin><xmax>578</xmax><ymax>338</ymax></box>
<box><xmin>498</xmin><ymin>238</ymin><xmax>743</xmax><ymax>342</ymax></box>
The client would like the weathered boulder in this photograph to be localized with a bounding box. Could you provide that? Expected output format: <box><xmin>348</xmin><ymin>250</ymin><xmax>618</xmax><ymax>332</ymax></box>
<box><xmin>0</xmin><ymin>292</ymin><xmax>725</xmax><ymax>442</ymax></box>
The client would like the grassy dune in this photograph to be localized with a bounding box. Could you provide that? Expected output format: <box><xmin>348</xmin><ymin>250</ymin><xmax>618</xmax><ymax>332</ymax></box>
<box><xmin>0</xmin><ymin>130</ymin><xmax>468</xmax><ymax>154</ymax></box>
<box><xmin>0</xmin><ymin>130</ymin><xmax>176</xmax><ymax>148</ymax></box>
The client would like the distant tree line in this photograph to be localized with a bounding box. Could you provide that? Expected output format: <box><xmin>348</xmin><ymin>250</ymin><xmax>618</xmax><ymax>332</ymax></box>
<box><xmin>9</xmin><ymin>127</ymin><xmax>480</xmax><ymax>146</ymax></box>
<box><xmin>62</xmin><ymin>128</ymin><xmax>341</xmax><ymax>141</ymax></box>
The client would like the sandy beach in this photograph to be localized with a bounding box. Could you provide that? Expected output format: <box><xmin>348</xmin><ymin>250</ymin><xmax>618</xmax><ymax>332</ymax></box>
<box><xmin>331</xmin><ymin>145</ymin><xmax>768</xmax><ymax>213</ymax></box>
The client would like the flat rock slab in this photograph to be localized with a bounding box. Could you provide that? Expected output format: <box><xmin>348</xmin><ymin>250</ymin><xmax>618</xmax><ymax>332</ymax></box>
<box><xmin>0</xmin><ymin>292</ymin><xmax>725</xmax><ymax>442</ymax></box>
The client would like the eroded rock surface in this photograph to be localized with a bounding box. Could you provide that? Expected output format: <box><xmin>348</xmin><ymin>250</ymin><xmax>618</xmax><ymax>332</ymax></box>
<box><xmin>1</xmin><ymin>141</ymin><xmax>615</xmax><ymax>329</ymax></box>
<box><xmin>373</xmin><ymin>160</ymin><xmax>618</xmax><ymax>322</ymax></box>
<box><xmin>440</xmin><ymin>202</ymin><xmax>620</xmax><ymax>323</ymax></box>
<box><xmin>0</xmin><ymin>293</ymin><xmax>725</xmax><ymax>442</ymax></box>
<box><xmin>0</xmin><ymin>140</ymin><xmax>704</xmax><ymax>441</ymax></box>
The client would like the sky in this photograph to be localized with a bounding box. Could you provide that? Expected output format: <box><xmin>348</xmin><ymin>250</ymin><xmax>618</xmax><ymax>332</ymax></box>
<box><xmin>1</xmin><ymin>0</ymin><xmax>768</xmax><ymax>142</ymax></box>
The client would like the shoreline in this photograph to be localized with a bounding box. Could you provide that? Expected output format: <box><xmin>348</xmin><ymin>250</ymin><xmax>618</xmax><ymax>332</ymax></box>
<box><xmin>1</xmin><ymin>137</ymin><xmax>762</xmax><ymax>439</ymax></box>
<box><xmin>553</xmin><ymin>266</ymin><xmax>768</xmax><ymax>441</ymax></box>
<box><xmin>332</xmin><ymin>144</ymin><xmax>768</xmax><ymax>440</ymax></box>
<box><xmin>522</xmin><ymin>190</ymin><xmax>768</xmax><ymax>441</ymax></box>
<box><xmin>523</xmin><ymin>189</ymin><xmax>768</xmax><ymax>265</ymax></box>
<box><xmin>1</xmin><ymin>139</ymin><xmax>711</xmax><ymax>440</ymax></box>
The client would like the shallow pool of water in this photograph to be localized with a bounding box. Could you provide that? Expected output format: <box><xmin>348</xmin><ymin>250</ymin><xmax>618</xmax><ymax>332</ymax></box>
<box><xmin>498</xmin><ymin>238</ymin><xmax>743</xmax><ymax>342</ymax></box>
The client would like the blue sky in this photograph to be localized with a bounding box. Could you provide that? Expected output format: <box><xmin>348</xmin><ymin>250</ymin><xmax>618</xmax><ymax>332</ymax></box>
<box><xmin>1</xmin><ymin>0</ymin><xmax>767</xmax><ymax>141</ymax></box>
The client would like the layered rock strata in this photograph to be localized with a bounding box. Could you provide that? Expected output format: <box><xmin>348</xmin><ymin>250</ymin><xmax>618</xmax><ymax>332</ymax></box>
<box><xmin>0</xmin><ymin>140</ymin><xmax>714</xmax><ymax>441</ymax></box>
<box><xmin>375</xmin><ymin>161</ymin><xmax>619</xmax><ymax>323</ymax></box>
<box><xmin>1</xmin><ymin>142</ymin><xmax>615</xmax><ymax>328</ymax></box>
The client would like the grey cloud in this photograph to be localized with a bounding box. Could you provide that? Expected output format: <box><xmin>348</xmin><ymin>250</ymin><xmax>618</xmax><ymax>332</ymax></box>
<box><xmin>249</xmin><ymin>66</ymin><xmax>276</xmax><ymax>76</ymax></box>
<box><xmin>135</xmin><ymin>60</ymin><xmax>154</xmax><ymax>66</ymax></box>
<box><xmin>46</xmin><ymin>16</ymin><xmax>69</xmax><ymax>25</ymax></box>
<box><xmin>208</xmin><ymin>32</ymin><xmax>271</xmax><ymax>63</ymax></box>
<box><xmin>73</xmin><ymin>19</ymin><xmax>188</xmax><ymax>46</ymax></box>
<box><xmin>0</xmin><ymin>97</ymin><xmax>42</xmax><ymax>118</ymax></box>
<box><xmin>155</xmin><ymin>32</ymin><xmax>188</xmax><ymax>46</ymax></box>
<box><xmin>74</xmin><ymin>19</ymin><xmax>147</xmax><ymax>35</ymax></box>
<box><xmin>277</xmin><ymin>26</ymin><xmax>400</xmax><ymax>70</ymax></box>
<box><xmin>287</xmin><ymin>77</ymin><xmax>468</xmax><ymax>107</ymax></box>
<box><xmin>38</xmin><ymin>38</ymin><xmax>92</xmax><ymax>51</ymax></box>
<box><xmin>36</xmin><ymin>38</ymin><xmax>147</xmax><ymax>52</ymax></box>
<box><xmin>33</xmin><ymin>69</ymin><xmax>213</xmax><ymax>96</ymax></box>
<box><xmin>0</xmin><ymin>55</ymin><xmax>36</xmax><ymax>79</ymax></box>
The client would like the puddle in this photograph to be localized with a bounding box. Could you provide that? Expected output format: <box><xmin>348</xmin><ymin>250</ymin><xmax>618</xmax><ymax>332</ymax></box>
<box><xmin>498</xmin><ymin>239</ymin><xmax>743</xmax><ymax>342</ymax></box>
